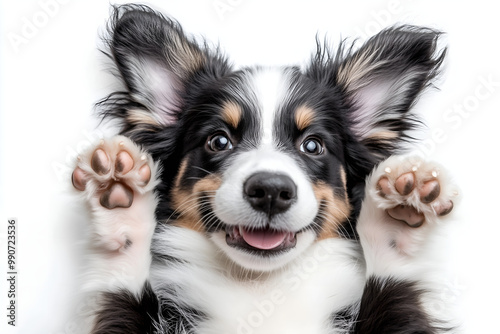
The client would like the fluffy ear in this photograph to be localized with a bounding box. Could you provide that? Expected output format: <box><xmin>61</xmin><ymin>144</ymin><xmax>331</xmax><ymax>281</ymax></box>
<box><xmin>99</xmin><ymin>5</ymin><xmax>227</xmax><ymax>133</ymax></box>
<box><xmin>335</xmin><ymin>25</ymin><xmax>446</xmax><ymax>159</ymax></box>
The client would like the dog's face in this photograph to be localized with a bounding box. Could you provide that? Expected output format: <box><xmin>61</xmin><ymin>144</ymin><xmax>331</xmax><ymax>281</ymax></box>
<box><xmin>101</xmin><ymin>5</ymin><xmax>445</xmax><ymax>271</ymax></box>
<box><xmin>169</xmin><ymin>68</ymin><xmax>352</xmax><ymax>271</ymax></box>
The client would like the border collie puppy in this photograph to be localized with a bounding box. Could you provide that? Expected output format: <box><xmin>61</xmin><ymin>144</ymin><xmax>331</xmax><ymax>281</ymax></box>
<box><xmin>72</xmin><ymin>4</ymin><xmax>458</xmax><ymax>333</ymax></box>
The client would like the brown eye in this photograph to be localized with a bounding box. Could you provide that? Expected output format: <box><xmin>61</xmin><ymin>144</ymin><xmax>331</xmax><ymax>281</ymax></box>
<box><xmin>207</xmin><ymin>133</ymin><xmax>233</xmax><ymax>152</ymax></box>
<box><xmin>300</xmin><ymin>137</ymin><xmax>324</xmax><ymax>155</ymax></box>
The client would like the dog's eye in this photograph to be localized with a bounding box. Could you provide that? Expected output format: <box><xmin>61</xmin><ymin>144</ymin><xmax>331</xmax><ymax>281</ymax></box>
<box><xmin>207</xmin><ymin>133</ymin><xmax>233</xmax><ymax>152</ymax></box>
<box><xmin>300</xmin><ymin>137</ymin><xmax>325</xmax><ymax>155</ymax></box>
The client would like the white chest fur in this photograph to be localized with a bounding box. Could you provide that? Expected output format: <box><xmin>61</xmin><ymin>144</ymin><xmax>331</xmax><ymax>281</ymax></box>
<box><xmin>150</xmin><ymin>226</ymin><xmax>365</xmax><ymax>334</ymax></box>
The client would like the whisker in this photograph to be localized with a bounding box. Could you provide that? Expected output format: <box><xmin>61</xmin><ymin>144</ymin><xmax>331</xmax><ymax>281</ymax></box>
<box><xmin>165</xmin><ymin>191</ymin><xmax>217</xmax><ymax>223</ymax></box>
<box><xmin>314</xmin><ymin>200</ymin><xmax>358</xmax><ymax>240</ymax></box>
<box><xmin>189</xmin><ymin>166</ymin><xmax>222</xmax><ymax>180</ymax></box>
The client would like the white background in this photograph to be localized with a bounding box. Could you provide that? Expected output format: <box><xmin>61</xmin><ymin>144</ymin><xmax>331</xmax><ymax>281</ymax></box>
<box><xmin>1</xmin><ymin>0</ymin><xmax>499</xmax><ymax>333</ymax></box>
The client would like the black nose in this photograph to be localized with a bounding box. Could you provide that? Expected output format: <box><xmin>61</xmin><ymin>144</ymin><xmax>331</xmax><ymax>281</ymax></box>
<box><xmin>243</xmin><ymin>172</ymin><xmax>297</xmax><ymax>216</ymax></box>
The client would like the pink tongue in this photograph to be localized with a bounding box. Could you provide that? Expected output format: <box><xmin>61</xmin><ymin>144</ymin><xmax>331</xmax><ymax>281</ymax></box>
<box><xmin>240</xmin><ymin>228</ymin><xmax>287</xmax><ymax>250</ymax></box>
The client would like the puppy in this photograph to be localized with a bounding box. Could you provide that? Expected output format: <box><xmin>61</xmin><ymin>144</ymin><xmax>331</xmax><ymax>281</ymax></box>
<box><xmin>72</xmin><ymin>4</ymin><xmax>458</xmax><ymax>333</ymax></box>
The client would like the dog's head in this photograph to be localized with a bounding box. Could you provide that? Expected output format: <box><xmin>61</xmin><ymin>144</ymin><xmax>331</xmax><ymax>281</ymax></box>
<box><xmin>100</xmin><ymin>5</ymin><xmax>445</xmax><ymax>271</ymax></box>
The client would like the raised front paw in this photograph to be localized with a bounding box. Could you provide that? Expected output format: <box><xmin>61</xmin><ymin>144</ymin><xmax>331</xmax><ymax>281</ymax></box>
<box><xmin>72</xmin><ymin>136</ymin><xmax>156</xmax><ymax>209</ymax></box>
<box><xmin>375</xmin><ymin>158</ymin><xmax>456</xmax><ymax>228</ymax></box>
<box><xmin>356</xmin><ymin>155</ymin><xmax>461</xmax><ymax>277</ymax></box>
<box><xmin>359</xmin><ymin>156</ymin><xmax>459</xmax><ymax>258</ymax></box>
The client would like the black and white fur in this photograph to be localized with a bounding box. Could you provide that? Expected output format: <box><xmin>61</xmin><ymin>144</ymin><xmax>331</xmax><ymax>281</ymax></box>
<box><xmin>72</xmin><ymin>4</ymin><xmax>458</xmax><ymax>333</ymax></box>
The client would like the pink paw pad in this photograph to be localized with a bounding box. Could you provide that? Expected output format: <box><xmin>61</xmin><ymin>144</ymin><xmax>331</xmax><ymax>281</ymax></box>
<box><xmin>91</xmin><ymin>149</ymin><xmax>110</xmax><ymax>174</ymax></box>
<box><xmin>72</xmin><ymin>142</ymin><xmax>152</xmax><ymax>210</ymax></box>
<box><xmin>115</xmin><ymin>151</ymin><xmax>134</xmax><ymax>174</ymax></box>
<box><xmin>72</xmin><ymin>167</ymin><xmax>88</xmax><ymax>191</ymax></box>
<box><xmin>100</xmin><ymin>182</ymin><xmax>134</xmax><ymax>209</ymax></box>
<box><xmin>377</xmin><ymin>170</ymin><xmax>453</xmax><ymax>228</ymax></box>
<box><xmin>394</xmin><ymin>172</ymin><xmax>415</xmax><ymax>196</ymax></box>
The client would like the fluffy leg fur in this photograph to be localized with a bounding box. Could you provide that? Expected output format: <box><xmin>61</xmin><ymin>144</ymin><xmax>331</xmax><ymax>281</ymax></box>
<box><xmin>355</xmin><ymin>155</ymin><xmax>459</xmax><ymax>333</ymax></box>
<box><xmin>72</xmin><ymin>136</ymin><xmax>160</xmax><ymax>332</ymax></box>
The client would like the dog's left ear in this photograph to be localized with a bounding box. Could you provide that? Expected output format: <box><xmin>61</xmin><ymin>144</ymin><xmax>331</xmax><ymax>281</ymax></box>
<box><xmin>332</xmin><ymin>25</ymin><xmax>446</xmax><ymax>159</ymax></box>
<box><xmin>99</xmin><ymin>4</ymin><xmax>230</xmax><ymax>137</ymax></box>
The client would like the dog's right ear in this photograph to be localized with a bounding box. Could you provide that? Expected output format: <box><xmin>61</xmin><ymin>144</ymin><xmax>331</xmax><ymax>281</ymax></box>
<box><xmin>99</xmin><ymin>5</ymin><xmax>229</xmax><ymax>134</ymax></box>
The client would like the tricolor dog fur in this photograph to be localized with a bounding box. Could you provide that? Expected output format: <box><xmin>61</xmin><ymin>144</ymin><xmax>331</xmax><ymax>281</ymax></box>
<box><xmin>72</xmin><ymin>4</ymin><xmax>459</xmax><ymax>333</ymax></box>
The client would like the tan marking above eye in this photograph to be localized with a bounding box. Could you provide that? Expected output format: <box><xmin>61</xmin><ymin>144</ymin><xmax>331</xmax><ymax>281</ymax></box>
<box><xmin>295</xmin><ymin>105</ymin><xmax>316</xmax><ymax>131</ymax></box>
<box><xmin>221</xmin><ymin>101</ymin><xmax>243</xmax><ymax>129</ymax></box>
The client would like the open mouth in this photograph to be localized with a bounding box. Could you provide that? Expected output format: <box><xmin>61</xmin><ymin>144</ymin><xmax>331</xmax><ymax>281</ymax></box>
<box><xmin>226</xmin><ymin>226</ymin><xmax>297</xmax><ymax>255</ymax></box>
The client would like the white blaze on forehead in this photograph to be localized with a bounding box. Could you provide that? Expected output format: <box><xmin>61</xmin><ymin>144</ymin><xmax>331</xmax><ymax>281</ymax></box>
<box><xmin>214</xmin><ymin>67</ymin><xmax>320</xmax><ymax>232</ymax></box>
<box><xmin>250</xmin><ymin>68</ymin><xmax>290</xmax><ymax>146</ymax></box>
<box><xmin>210</xmin><ymin>68</ymin><xmax>322</xmax><ymax>271</ymax></box>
